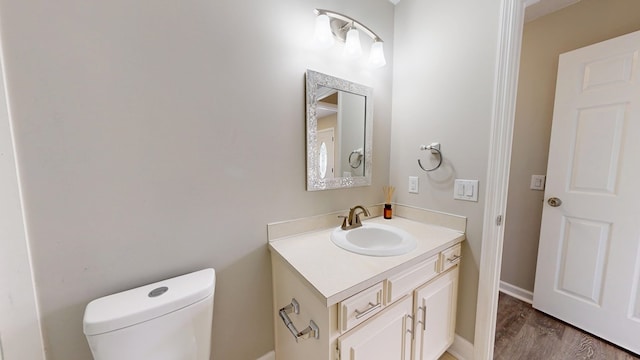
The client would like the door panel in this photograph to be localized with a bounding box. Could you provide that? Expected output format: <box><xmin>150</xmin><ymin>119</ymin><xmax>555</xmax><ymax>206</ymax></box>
<box><xmin>413</xmin><ymin>267</ymin><xmax>458</xmax><ymax>360</ymax></box>
<box><xmin>582</xmin><ymin>52</ymin><xmax>635</xmax><ymax>90</ymax></box>
<box><xmin>533</xmin><ymin>29</ymin><xmax>640</xmax><ymax>354</ymax></box>
<box><xmin>338</xmin><ymin>296</ymin><xmax>412</xmax><ymax>360</ymax></box>
<box><xmin>569</xmin><ymin>104</ymin><xmax>625</xmax><ymax>193</ymax></box>
<box><xmin>556</xmin><ymin>216</ymin><xmax>610</xmax><ymax>305</ymax></box>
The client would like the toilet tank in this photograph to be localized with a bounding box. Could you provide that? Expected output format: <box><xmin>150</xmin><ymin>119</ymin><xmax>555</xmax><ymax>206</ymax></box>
<box><xmin>83</xmin><ymin>268</ymin><xmax>215</xmax><ymax>360</ymax></box>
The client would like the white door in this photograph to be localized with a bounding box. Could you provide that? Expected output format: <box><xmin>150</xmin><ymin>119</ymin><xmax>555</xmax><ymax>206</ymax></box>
<box><xmin>413</xmin><ymin>267</ymin><xmax>458</xmax><ymax>360</ymax></box>
<box><xmin>316</xmin><ymin>128</ymin><xmax>334</xmax><ymax>179</ymax></box>
<box><xmin>533</xmin><ymin>30</ymin><xmax>640</xmax><ymax>354</ymax></box>
<box><xmin>338</xmin><ymin>296</ymin><xmax>413</xmax><ymax>360</ymax></box>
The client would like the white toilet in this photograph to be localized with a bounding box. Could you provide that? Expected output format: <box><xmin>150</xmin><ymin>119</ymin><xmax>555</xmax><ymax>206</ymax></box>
<box><xmin>83</xmin><ymin>268</ymin><xmax>215</xmax><ymax>360</ymax></box>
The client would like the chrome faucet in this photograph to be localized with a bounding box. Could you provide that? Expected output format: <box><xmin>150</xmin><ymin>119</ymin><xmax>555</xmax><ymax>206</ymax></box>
<box><xmin>339</xmin><ymin>205</ymin><xmax>371</xmax><ymax>230</ymax></box>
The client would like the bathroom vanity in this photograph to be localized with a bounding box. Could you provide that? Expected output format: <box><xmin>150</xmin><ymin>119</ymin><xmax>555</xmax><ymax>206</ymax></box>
<box><xmin>268</xmin><ymin>206</ymin><xmax>465</xmax><ymax>360</ymax></box>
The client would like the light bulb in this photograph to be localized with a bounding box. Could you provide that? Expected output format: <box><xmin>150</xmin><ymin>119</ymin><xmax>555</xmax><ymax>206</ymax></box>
<box><xmin>368</xmin><ymin>41</ymin><xmax>386</xmax><ymax>68</ymax></box>
<box><xmin>313</xmin><ymin>14</ymin><xmax>335</xmax><ymax>50</ymax></box>
<box><xmin>343</xmin><ymin>28</ymin><xmax>362</xmax><ymax>59</ymax></box>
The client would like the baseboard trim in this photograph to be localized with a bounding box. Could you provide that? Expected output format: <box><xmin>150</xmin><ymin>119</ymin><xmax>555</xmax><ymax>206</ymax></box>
<box><xmin>499</xmin><ymin>281</ymin><xmax>533</xmax><ymax>304</ymax></box>
<box><xmin>256</xmin><ymin>350</ymin><xmax>275</xmax><ymax>360</ymax></box>
<box><xmin>448</xmin><ymin>334</ymin><xmax>474</xmax><ymax>360</ymax></box>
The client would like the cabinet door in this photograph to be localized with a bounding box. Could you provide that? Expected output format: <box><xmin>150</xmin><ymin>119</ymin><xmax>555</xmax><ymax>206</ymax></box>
<box><xmin>413</xmin><ymin>267</ymin><xmax>459</xmax><ymax>360</ymax></box>
<box><xmin>338</xmin><ymin>296</ymin><xmax>413</xmax><ymax>360</ymax></box>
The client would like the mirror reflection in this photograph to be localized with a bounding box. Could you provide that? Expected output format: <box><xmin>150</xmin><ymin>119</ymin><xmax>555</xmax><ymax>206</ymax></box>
<box><xmin>316</xmin><ymin>86</ymin><xmax>366</xmax><ymax>178</ymax></box>
<box><xmin>306</xmin><ymin>70</ymin><xmax>372</xmax><ymax>191</ymax></box>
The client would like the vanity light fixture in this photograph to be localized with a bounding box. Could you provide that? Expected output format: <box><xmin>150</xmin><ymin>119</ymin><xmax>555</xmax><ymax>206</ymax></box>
<box><xmin>313</xmin><ymin>14</ymin><xmax>335</xmax><ymax>50</ymax></box>
<box><xmin>343</xmin><ymin>27</ymin><xmax>362</xmax><ymax>59</ymax></box>
<box><xmin>313</xmin><ymin>9</ymin><xmax>386</xmax><ymax>68</ymax></box>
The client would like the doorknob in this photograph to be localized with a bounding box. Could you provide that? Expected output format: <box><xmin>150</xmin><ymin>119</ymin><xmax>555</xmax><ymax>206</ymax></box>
<box><xmin>547</xmin><ymin>197</ymin><xmax>562</xmax><ymax>207</ymax></box>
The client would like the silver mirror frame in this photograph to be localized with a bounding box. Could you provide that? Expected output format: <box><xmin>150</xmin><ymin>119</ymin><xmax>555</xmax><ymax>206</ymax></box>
<box><xmin>306</xmin><ymin>69</ymin><xmax>373</xmax><ymax>191</ymax></box>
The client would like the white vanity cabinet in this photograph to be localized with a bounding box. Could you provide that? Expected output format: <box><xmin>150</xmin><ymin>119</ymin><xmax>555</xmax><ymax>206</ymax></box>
<box><xmin>270</xmin><ymin>242</ymin><xmax>461</xmax><ymax>360</ymax></box>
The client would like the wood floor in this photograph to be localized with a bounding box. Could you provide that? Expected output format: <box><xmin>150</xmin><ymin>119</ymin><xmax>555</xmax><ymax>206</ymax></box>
<box><xmin>494</xmin><ymin>293</ymin><xmax>640</xmax><ymax>360</ymax></box>
<box><xmin>438</xmin><ymin>352</ymin><xmax>456</xmax><ymax>360</ymax></box>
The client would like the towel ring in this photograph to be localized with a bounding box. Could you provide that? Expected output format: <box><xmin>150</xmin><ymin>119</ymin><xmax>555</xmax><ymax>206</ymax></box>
<box><xmin>349</xmin><ymin>150</ymin><xmax>363</xmax><ymax>169</ymax></box>
<box><xmin>418</xmin><ymin>143</ymin><xmax>443</xmax><ymax>172</ymax></box>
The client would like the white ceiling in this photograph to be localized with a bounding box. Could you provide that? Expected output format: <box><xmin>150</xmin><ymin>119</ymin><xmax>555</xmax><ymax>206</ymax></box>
<box><xmin>388</xmin><ymin>0</ymin><xmax>583</xmax><ymax>23</ymax></box>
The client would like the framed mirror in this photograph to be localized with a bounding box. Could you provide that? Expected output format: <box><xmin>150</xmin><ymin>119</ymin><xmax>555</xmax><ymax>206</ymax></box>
<box><xmin>306</xmin><ymin>70</ymin><xmax>373</xmax><ymax>191</ymax></box>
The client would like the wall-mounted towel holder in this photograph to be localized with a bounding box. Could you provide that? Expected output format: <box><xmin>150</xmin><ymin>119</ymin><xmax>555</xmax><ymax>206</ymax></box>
<box><xmin>418</xmin><ymin>143</ymin><xmax>443</xmax><ymax>172</ymax></box>
<box><xmin>279</xmin><ymin>298</ymin><xmax>320</xmax><ymax>342</ymax></box>
<box><xmin>349</xmin><ymin>148</ymin><xmax>364</xmax><ymax>168</ymax></box>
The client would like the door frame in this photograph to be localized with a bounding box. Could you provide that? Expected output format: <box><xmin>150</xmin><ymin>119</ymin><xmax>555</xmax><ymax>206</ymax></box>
<box><xmin>474</xmin><ymin>0</ymin><xmax>534</xmax><ymax>359</ymax></box>
<box><xmin>0</xmin><ymin>38</ymin><xmax>45</xmax><ymax>359</ymax></box>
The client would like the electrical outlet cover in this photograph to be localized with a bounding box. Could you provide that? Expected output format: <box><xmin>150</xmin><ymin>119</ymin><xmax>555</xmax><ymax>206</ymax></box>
<box><xmin>530</xmin><ymin>175</ymin><xmax>546</xmax><ymax>190</ymax></box>
<box><xmin>409</xmin><ymin>176</ymin><xmax>419</xmax><ymax>193</ymax></box>
<box><xmin>453</xmin><ymin>179</ymin><xmax>479</xmax><ymax>202</ymax></box>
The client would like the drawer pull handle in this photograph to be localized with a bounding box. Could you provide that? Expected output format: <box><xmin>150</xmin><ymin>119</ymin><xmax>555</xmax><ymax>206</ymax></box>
<box><xmin>354</xmin><ymin>302</ymin><xmax>382</xmax><ymax>319</ymax></box>
<box><xmin>278</xmin><ymin>298</ymin><xmax>320</xmax><ymax>342</ymax></box>
<box><xmin>417</xmin><ymin>305</ymin><xmax>427</xmax><ymax>331</ymax></box>
<box><xmin>406</xmin><ymin>314</ymin><xmax>414</xmax><ymax>335</ymax></box>
<box><xmin>447</xmin><ymin>254</ymin><xmax>461</xmax><ymax>263</ymax></box>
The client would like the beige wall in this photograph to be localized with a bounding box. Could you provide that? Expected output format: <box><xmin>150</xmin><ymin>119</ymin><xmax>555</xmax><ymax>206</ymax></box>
<box><xmin>390</xmin><ymin>0</ymin><xmax>502</xmax><ymax>343</ymax></box>
<box><xmin>502</xmin><ymin>0</ymin><xmax>640</xmax><ymax>292</ymax></box>
<box><xmin>0</xmin><ymin>0</ymin><xmax>394</xmax><ymax>359</ymax></box>
<box><xmin>317</xmin><ymin>114</ymin><xmax>337</xmax><ymax>131</ymax></box>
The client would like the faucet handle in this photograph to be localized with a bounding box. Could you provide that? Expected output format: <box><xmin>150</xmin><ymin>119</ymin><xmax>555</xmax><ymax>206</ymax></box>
<box><xmin>338</xmin><ymin>215</ymin><xmax>348</xmax><ymax>229</ymax></box>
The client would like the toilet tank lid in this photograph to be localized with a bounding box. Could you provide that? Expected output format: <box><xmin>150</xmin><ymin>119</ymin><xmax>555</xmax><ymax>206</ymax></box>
<box><xmin>83</xmin><ymin>268</ymin><xmax>215</xmax><ymax>336</ymax></box>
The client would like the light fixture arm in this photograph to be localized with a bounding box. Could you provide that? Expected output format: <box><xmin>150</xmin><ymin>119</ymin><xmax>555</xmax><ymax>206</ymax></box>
<box><xmin>314</xmin><ymin>9</ymin><xmax>384</xmax><ymax>43</ymax></box>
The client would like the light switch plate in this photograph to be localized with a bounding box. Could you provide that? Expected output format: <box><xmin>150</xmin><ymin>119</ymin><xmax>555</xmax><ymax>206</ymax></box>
<box><xmin>530</xmin><ymin>175</ymin><xmax>546</xmax><ymax>191</ymax></box>
<box><xmin>454</xmin><ymin>179</ymin><xmax>479</xmax><ymax>202</ymax></box>
<box><xmin>409</xmin><ymin>176</ymin><xmax>419</xmax><ymax>194</ymax></box>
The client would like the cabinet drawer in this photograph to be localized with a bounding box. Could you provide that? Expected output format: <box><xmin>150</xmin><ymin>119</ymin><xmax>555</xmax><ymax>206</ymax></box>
<box><xmin>386</xmin><ymin>255</ymin><xmax>439</xmax><ymax>304</ymax></box>
<box><xmin>440</xmin><ymin>243</ymin><xmax>462</xmax><ymax>272</ymax></box>
<box><xmin>339</xmin><ymin>282</ymin><xmax>384</xmax><ymax>332</ymax></box>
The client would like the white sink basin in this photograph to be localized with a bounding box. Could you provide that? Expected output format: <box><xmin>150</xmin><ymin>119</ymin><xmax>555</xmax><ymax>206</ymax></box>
<box><xmin>330</xmin><ymin>222</ymin><xmax>417</xmax><ymax>256</ymax></box>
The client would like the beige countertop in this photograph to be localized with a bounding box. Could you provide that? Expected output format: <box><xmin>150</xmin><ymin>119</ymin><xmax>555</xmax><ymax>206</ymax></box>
<box><xmin>268</xmin><ymin>215</ymin><xmax>465</xmax><ymax>306</ymax></box>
